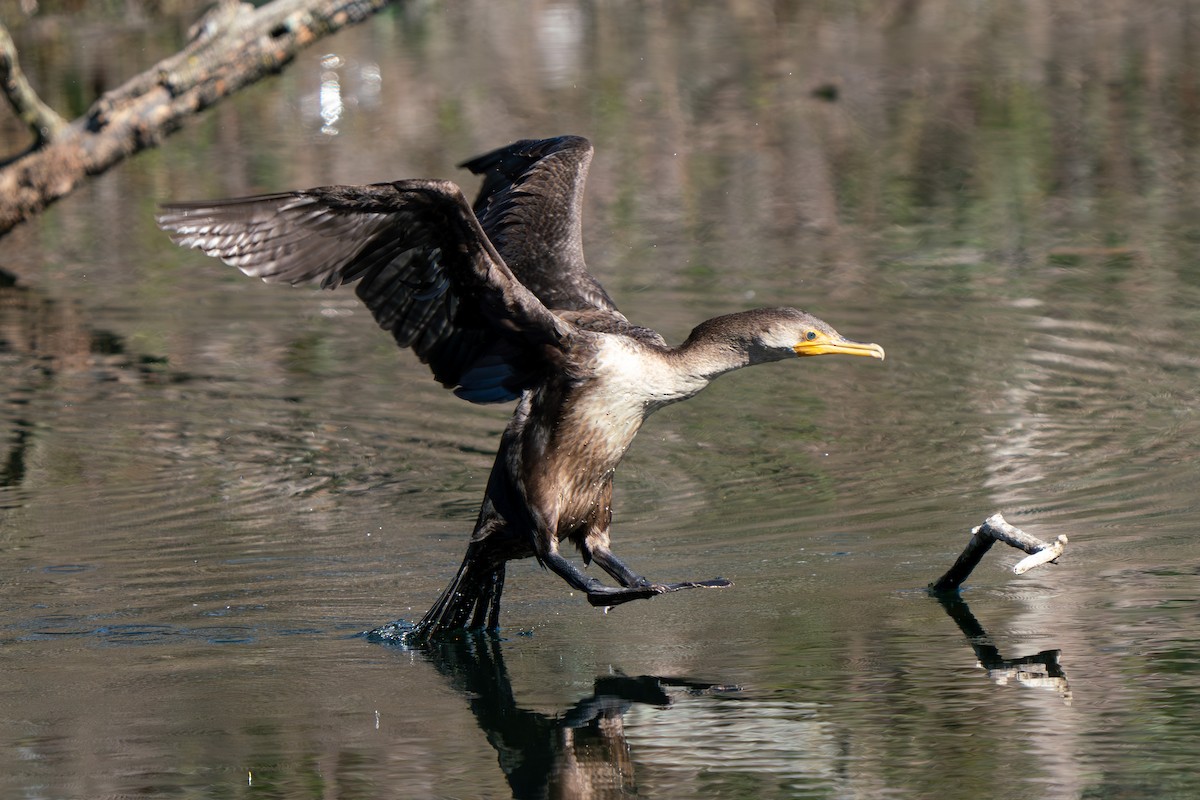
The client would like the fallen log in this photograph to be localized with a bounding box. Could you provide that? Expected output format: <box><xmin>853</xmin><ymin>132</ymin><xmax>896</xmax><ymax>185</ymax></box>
<box><xmin>0</xmin><ymin>0</ymin><xmax>394</xmax><ymax>238</ymax></box>
<box><xmin>929</xmin><ymin>512</ymin><xmax>1067</xmax><ymax>593</ymax></box>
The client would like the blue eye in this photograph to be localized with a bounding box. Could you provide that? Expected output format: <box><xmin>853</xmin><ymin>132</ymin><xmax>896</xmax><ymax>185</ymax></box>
<box><xmin>806</xmin><ymin>331</ymin><xmax>817</xmax><ymax>341</ymax></box>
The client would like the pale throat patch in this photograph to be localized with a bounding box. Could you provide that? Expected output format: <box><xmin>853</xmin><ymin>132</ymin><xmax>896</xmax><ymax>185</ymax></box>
<box><xmin>591</xmin><ymin>337</ymin><xmax>709</xmax><ymax>411</ymax></box>
<box><xmin>561</xmin><ymin>337</ymin><xmax>707</xmax><ymax>462</ymax></box>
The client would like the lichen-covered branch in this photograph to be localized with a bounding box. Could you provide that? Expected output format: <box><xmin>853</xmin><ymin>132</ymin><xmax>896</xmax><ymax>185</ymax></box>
<box><xmin>0</xmin><ymin>22</ymin><xmax>67</xmax><ymax>147</ymax></box>
<box><xmin>0</xmin><ymin>0</ymin><xmax>395</xmax><ymax>239</ymax></box>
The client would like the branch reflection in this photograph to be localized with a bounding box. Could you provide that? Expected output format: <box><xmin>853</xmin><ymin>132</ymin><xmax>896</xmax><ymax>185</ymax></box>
<box><xmin>0</xmin><ymin>274</ymin><xmax>165</xmax><ymax>502</ymax></box>
<box><xmin>935</xmin><ymin>593</ymin><xmax>1071</xmax><ymax>704</ymax></box>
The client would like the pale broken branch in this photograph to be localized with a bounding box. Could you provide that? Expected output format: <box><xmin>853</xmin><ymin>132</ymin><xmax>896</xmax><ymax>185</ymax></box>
<box><xmin>0</xmin><ymin>0</ymin><xmax>394</xmax><ymax>238</ymax></box>
<box><xmin>1013</xmin><ymin>535</ymin><xmax>1068</xmax><ymax>574</ymax></box>
<box><xmin>929</xmin><ymin>512</ymin><xmax>1067</xmax><ymax>593</ymax></box>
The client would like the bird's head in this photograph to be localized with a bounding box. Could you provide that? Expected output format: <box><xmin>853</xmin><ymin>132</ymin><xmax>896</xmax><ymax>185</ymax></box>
<box><xmin>747</xmin><ymin>308</ymin><xmax>885</xmax><ymax>363</ymax></box>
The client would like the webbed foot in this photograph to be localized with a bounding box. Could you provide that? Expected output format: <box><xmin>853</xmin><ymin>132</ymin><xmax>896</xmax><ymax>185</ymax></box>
<box><xmin>586</xmin><ymin>577</ymin><xmax>733</xmax><ymax>607</ymax></box>
<box><xmin>662</xmin><ymin>578</ymin><xmax>733</xmax><ymax>591</ymax></box>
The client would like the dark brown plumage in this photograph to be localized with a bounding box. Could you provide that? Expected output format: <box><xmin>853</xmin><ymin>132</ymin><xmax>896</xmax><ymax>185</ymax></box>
<box><xmin>156</xmin><ymin>136</ymin><xmax>884</xmax><ymax>640</ymax></box>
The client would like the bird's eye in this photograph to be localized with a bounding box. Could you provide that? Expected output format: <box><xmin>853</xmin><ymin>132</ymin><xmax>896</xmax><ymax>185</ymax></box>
<box><xmin>806</xmin><ymin>331</ymin><xmax>817</xmax><ymax>341</ymax></box>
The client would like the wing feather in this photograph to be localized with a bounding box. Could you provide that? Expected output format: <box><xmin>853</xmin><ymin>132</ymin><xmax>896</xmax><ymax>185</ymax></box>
<box><xmin>462</xmin><ymin>136</ymin><xmax>621</xmax><ymax>314</ymax></box>
<box><xmin>157</xmin><ymin>179</ymin><xmax>567</xmax><ymax>402</ymax></box>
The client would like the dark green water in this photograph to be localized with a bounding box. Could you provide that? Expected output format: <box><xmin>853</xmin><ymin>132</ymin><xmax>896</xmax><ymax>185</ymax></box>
<box><xmin>3</xmin><ymin>2</ymin><xmax>1200</xmax><ymax>797</ymax></box>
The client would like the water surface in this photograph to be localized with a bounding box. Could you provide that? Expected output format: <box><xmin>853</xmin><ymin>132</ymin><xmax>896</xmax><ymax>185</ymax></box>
<box><xmin>3</xmin><ymin>2</ymin><xmax>1200</xmax><ymax>798</ymax></box>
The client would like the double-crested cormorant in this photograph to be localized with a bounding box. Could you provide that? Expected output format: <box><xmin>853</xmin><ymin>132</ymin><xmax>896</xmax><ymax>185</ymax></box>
<box><xmin>157</xmin><ymin>136</ymin><xmax>884</xmax><ymax>640</ymax></box>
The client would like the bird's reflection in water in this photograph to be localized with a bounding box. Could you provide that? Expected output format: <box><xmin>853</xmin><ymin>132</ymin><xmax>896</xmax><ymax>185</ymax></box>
<box><xmin>373</xmin><ymin>624</ymin><xmax>736</xmax><ymax>799</ymax></box>
<box><xmin>934</xmin><ymin>593</ymin><xmax>1071</xmax><ymax>703</ymax></box>
<box><xmin>370</xmin><ymin>595</ymin><xmax>1069</xmax><ymax>797</ymax></box>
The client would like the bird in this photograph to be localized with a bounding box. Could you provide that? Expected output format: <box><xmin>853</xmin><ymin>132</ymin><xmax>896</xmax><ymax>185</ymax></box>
<box><xmin>156</xmin><ymin>135</ymin><xmax>884</xmax><ymax>641</ymax></box>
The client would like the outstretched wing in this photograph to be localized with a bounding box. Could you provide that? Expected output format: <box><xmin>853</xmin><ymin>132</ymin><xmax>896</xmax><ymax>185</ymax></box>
<box><xmin>157</xmin><ymin>179</ymin><xmax>569</xmax><ymax>403</ymax></box>
<box><xmin>461</xmin><ymin>136</ymin><xmax>620</xmax><ymax>314</ymax></box>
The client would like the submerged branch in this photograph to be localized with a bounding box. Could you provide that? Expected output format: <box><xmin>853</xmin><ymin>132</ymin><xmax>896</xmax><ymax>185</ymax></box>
<box><xmin>929</xmin><ymin>512</ymin><xmax>1067</xmax><ymax>593</ymax></box>
<box><xmin>0</xmin><ymin>0</ymin><xmax>394</xmax><ymax>238</ymax></box>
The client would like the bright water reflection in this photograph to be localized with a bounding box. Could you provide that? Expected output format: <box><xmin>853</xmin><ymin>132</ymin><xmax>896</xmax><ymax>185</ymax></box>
<box><xmin>3</xmin><ymin>1</ymin><xmax>1200</xmax><ymax>798</ymax></box>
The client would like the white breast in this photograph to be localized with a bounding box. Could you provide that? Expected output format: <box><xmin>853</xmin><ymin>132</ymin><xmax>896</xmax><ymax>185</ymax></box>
<box><xmin>544</xmin><ymin>337</ymin><xmax>712</xmax><ymax>529</ymax></box>
<box><xmin>565</xmin><ymin>337</ymin><xmax>708</xmax><ymax>455</ymax></box>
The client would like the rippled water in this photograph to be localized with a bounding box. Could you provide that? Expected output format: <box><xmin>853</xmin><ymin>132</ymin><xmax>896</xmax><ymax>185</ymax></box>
<box><xmin>4</xmin><ymin>2</ymin><xmax>1200</xmax><ymax>798</ymax></box>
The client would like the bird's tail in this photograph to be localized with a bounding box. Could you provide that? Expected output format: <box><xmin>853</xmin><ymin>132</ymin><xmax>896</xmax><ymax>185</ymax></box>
<box><xmin>409</xmin><ymin>542</ymin><xmax>507</xmax><ymax>642</ymax></box>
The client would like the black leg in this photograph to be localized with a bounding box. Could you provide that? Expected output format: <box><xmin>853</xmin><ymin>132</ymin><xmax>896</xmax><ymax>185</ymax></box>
<box><xmin>540</xmin><ymin>550</ymin><xmax>665</xmax><ymax>606</ymax></box>
<box><xmin>589</xmin><ymin>545</ymin><xmax>651</xmax><ymax>588</ymax></box>
<box><xmin>589</xmin><ymin>544</ymin><xmax>734</xmax><ymax>602</ymax></box>
<box><xmin>541</xmin><ymin>549</ymin><xmax>733</xmax><ymax>608</ymax></box>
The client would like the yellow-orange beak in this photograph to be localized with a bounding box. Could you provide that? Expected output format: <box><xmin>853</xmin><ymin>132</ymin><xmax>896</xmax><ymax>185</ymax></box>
<box><xmin>793</xmin><ymin>333</ymin><xmax>885</xmax><ymax>360</ymax></box>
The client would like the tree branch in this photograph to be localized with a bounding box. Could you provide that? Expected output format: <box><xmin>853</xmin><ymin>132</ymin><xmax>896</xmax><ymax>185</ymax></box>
<box><xmin>0</xmin><ymin>0</ymin><xmax>395</xmax><ymax>239</ymax></box>
<box><xmin>0</xmin><ymin>22</ymin><xmax>67</xmax><ymax>147</ymax></box>
<box><xmin>929</xmin><ymin>512</ymin><xmax>1067</xmax><ymax>593</ymax></box>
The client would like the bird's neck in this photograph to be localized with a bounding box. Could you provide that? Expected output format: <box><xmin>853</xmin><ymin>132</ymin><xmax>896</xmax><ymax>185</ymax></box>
<box><xmin>672</xmin><ymin>339</ymin><xmax>750</xmax><ymax>386</ymax></box>
<box><xmin>672</xmin><ymin>316</ymin><xmax>769</xmax><ymax>387</ymax></box>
